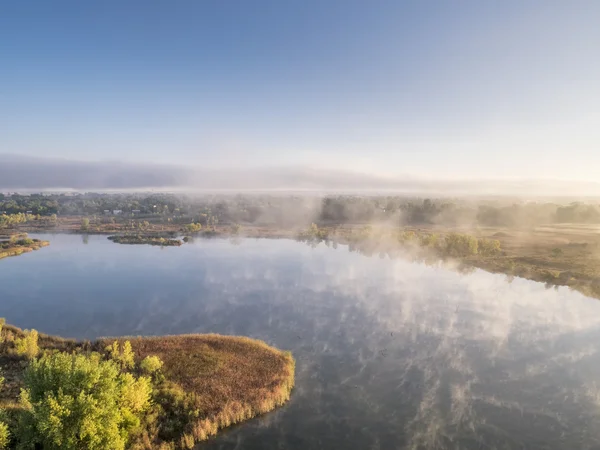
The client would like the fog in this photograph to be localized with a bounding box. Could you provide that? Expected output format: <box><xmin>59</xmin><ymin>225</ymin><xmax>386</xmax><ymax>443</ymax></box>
<box><xmin>4</xmin><ymin>154</ymin><xmax>600</xmax><ymax>196</ymax></box>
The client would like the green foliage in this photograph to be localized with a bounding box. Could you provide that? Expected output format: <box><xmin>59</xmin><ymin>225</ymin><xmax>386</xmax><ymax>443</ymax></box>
<box><xmin>442</xmin><ymin>233</ymin><xmax>479</xmax><ymax>257</ymax></box>
<box><xmin>478</xmin><ymin>238</ymin><xmax>502</xmax><ymax>256</ymax></box>
<box><xmin>419</xmin><ymin>233</ymin><xmax>439</xmax><ymax>248</ymax></box>
<box><xmin>397</xmin><ymin>230</ymin><xmax>417</xmax><ymax>243</ymax></box>
<box><xmin>122</xmin><ymin>341</ymin><xmax>135</xmax><ymax>370</ymax></box>
<box><xmin>0</xmin><ymin>418</ymin><xmax>8</xmax><ymax>449</ymax></box>
<box><xmin>14</xmin><ymin>329</ymin><xmax>39</xmax><ymax>359</ymax></box>
<box><xmin>0</xmin><ymin>318</ymin><xmax>4</xmax><ymax>343</ymax></box>
<box><xmin>106</xmin><ymin>341</ymin><xmax>135</xmax><ymax>370</ymax></box>
<box><xmin>0</xmin><ymin>369</ymin><xmax>4</xmax><ymax>391</ymax></box>
<box><xmin>551</xmin><ymin>247</ymin><xmax>563</xmax><ymax>257</ymax></box>
<box><xmin>140</xmin><ymin>356</ymin><xmax>163</xmax><ymax>374</ymax></box>
<box><xmin>0</xmin><ymin>213</ymin><xmax>36</xmax><ymax>229</ymax></box>
<box><xmin>183</xmin><ymin>222</ymin><xmax>202</xmax><ymax>233</ymax></box>
<box><xmin>81</xmin><ymin>218</ymin><xmax>90</xmax><ymax>231</ymax></box>
<box><xmin>230</xmin><ymin>223</ymin><xmax>241</xmax><ymax>235</ymax></box>
<box><xmin>17</xmin><ymin>352</ymin><xmax>151</xmax><ymax>450</ymax></box>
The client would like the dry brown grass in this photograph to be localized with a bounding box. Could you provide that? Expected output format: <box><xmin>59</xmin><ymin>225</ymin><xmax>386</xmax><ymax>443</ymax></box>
<box><xmin>97</xmin><ymin>335</ymin><xmax>294</xmax><ymax>448</ymax></box>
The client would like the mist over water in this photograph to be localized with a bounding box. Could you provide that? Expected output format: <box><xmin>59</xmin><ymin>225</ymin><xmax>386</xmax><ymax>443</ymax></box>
<box><xmin>2</xmin><ymin>234</ymin><xmax>600</xmax><ymax>449</ymax></box>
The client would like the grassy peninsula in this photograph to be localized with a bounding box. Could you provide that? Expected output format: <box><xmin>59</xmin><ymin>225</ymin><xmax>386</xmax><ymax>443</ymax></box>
<box><xmin>0</xmin><ymin>321</ymin><xmax>295</xmax><ymax>450</ymax></box>
<box><xmin>0</xmin><ymin>236</ymin><xmax>49</xmax><ymax>260</ymax></box>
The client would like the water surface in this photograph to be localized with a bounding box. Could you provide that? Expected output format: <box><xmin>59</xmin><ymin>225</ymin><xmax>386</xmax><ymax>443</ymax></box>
<box><xmin>2</xmin><ymin>234</ymin><xmax>600</xmax><ymax>449</ymax></box>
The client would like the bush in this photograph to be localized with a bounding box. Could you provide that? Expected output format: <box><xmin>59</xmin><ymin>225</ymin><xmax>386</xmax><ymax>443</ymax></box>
<box><xmin>0</xmin><ymin>318</ymin><xmax>4</xmax><ymax>343</ymax></box>
<box><xmin>17</xmin><ymin>352</ymin><xmax>151</xmax><ymax>450</ymax></box>
<box><xmin>140</xmin><ymin>355</ymin><xmax>163</xmax><ymax>374</ymax></box>
<box><xmin>14</xmin><ymin>329</ymin><xmax>39</xmax><ymax>359</ymax></box>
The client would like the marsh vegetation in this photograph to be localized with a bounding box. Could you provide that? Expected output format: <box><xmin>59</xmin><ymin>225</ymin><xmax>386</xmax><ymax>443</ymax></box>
<box><xmin>0</xmin><ymin>321</ymin><xmax>294</xmax><ymax>450</ymax></box>
<box><xmin>0</xmin><ymin>235</ymin><xmax>49</xmax><ymax>260</ymax></box>
<box><xmin>107</xmin><ymin>235</ymin><xmax>183</xmax><ymax>247</ymax></box>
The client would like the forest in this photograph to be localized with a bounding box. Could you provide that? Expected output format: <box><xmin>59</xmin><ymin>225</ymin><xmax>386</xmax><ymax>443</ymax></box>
<box><xmin>2</xmin><ymin>193</ymin><xmax>600</xmax><ymax>229</ymax></box>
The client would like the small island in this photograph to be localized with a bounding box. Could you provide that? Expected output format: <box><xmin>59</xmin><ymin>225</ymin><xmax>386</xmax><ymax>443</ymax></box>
<box><xmin>0</xmin><ymin>236</ymin><xmax>49</xmax><ymax>260</ymax></box>
<box><xmin>108</xmin><ymin>235</ymin><xmax>183</xmax><ymax>246</ymax></box>
<box><xmin>0</xmin><ymin>320</ymin><xmax>295</xmax><ymax>449</ymax></box>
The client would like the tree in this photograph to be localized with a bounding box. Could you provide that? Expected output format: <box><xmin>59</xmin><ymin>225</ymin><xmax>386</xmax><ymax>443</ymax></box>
<box><xmin>81</xmin><ymin>218</ymin><xmax>90</xmax><ymax>231</ymax></box>
<box><xmin>17</xmin><ymin>352</ymin><xmax>151</xmax><ymax>450</ymax></box>
<box><xmin>0</xmin><ymin>318</ymin><xmax>4</xmax><ymax>343</ymax></box>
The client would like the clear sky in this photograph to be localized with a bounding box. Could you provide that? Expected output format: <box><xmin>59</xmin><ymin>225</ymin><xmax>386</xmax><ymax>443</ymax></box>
<box><xmin>1</xmin><ymin>1</ymin><xmax>599</xmax><ymax>181</ymax></box>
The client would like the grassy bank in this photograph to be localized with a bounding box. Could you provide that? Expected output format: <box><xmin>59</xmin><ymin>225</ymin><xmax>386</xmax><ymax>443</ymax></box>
<box><xmin>299</xmin><ymin>223</ymin><xmax>600</xmax><ymax>300</ymax></box>
<box><xmin>0</xmin><ymin>237</ymin><xmax>49</xmax><ymax>260</ymax></box>
<box><xmin>0</xmin><ymin>322</ymin><xmax>295</xmax><ymax>449</ymax></box>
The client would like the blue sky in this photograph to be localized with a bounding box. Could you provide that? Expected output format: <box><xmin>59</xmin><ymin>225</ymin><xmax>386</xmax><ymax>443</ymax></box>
<box><xmin>1</xmin><ymin>1</ymin><xmax>599</xmax><ymax>182</ymax></box>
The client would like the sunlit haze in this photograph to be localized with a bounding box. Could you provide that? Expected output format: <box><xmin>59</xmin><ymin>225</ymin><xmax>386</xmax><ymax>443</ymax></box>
<box><xmin>1</xmin><ymin>1</ymin><xmax>599</xmax><ymax>190</ymax></box>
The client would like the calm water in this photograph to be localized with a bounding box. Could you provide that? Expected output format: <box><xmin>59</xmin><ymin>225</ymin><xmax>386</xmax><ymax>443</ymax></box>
<box><xmin>3</xmin><ymin>234</ymin><xmax>600</xmax><ymax>449</ymax></box>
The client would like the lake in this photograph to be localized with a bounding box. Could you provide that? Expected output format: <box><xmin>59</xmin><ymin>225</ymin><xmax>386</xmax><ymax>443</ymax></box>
<box><xmin>3</xmin><ymin>234</ymin><xmax>600</xmax><ymax>449</ymax></box>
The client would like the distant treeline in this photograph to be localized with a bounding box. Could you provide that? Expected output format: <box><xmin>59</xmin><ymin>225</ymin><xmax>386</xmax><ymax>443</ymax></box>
<box><xmin>2</xmin><ymin>193</ymin><xmax>600</xmax><ymax>227</ymax></box>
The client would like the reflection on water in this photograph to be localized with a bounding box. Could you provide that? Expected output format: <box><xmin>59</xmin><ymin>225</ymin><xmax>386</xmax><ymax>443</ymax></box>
<box><xmin>2</xmin><ymin>234</ymin><xmax>600</xmax><ymax>449</ymax></box>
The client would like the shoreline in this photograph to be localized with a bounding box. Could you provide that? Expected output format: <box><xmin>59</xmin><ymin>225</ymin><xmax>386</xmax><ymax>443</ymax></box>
<box><xmin>5</xmin><ymin>219</ymin><xmax>600</xmax><ymax>300</ymax></box>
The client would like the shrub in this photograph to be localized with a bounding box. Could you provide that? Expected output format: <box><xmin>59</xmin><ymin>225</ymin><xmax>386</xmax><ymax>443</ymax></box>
<box><xmin>14</xmin><ymin>329</ymin><xmax>39</xmax><ymax>359</ymax></box>
<box><xmin>17</xmin><ymin>352</ymin><xmax>151</xmax><ymax>450</ymax></box>
<box><xmin>0</xmin><ymin>318</ymin><xmax>4</xmax><ymax>343</ymax></box>
<box><xmin>140</xmin><ymin>355</ymin><xmax>163</xmax><ymax>374</ymax></box>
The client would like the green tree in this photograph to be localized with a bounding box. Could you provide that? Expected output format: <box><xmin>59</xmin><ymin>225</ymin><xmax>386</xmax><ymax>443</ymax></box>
<box><xmin>17</xmin><ymin>352</ymin><xmax>151</xmax><ymax>450</ymax></box>
<box><xmin>14</xmin><ymin>329</ymin><xmax>39</xmax><ymax>359</ymax></box>
<box><xmin>81</xmin><ymin>218</ymin><xmax>90</xmax><ymax>231</ymax></box>
<box><xmin>0</xmin><ymin>318</ymin><xmax>5</xmax><ymax>343</ymax></box>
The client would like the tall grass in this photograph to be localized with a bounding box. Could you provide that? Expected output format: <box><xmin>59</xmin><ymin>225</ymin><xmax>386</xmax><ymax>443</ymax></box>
<box><xmin>99</xmin><ymin>334</ymin><xmax>295</xmax><ymax>449</ymax></box>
